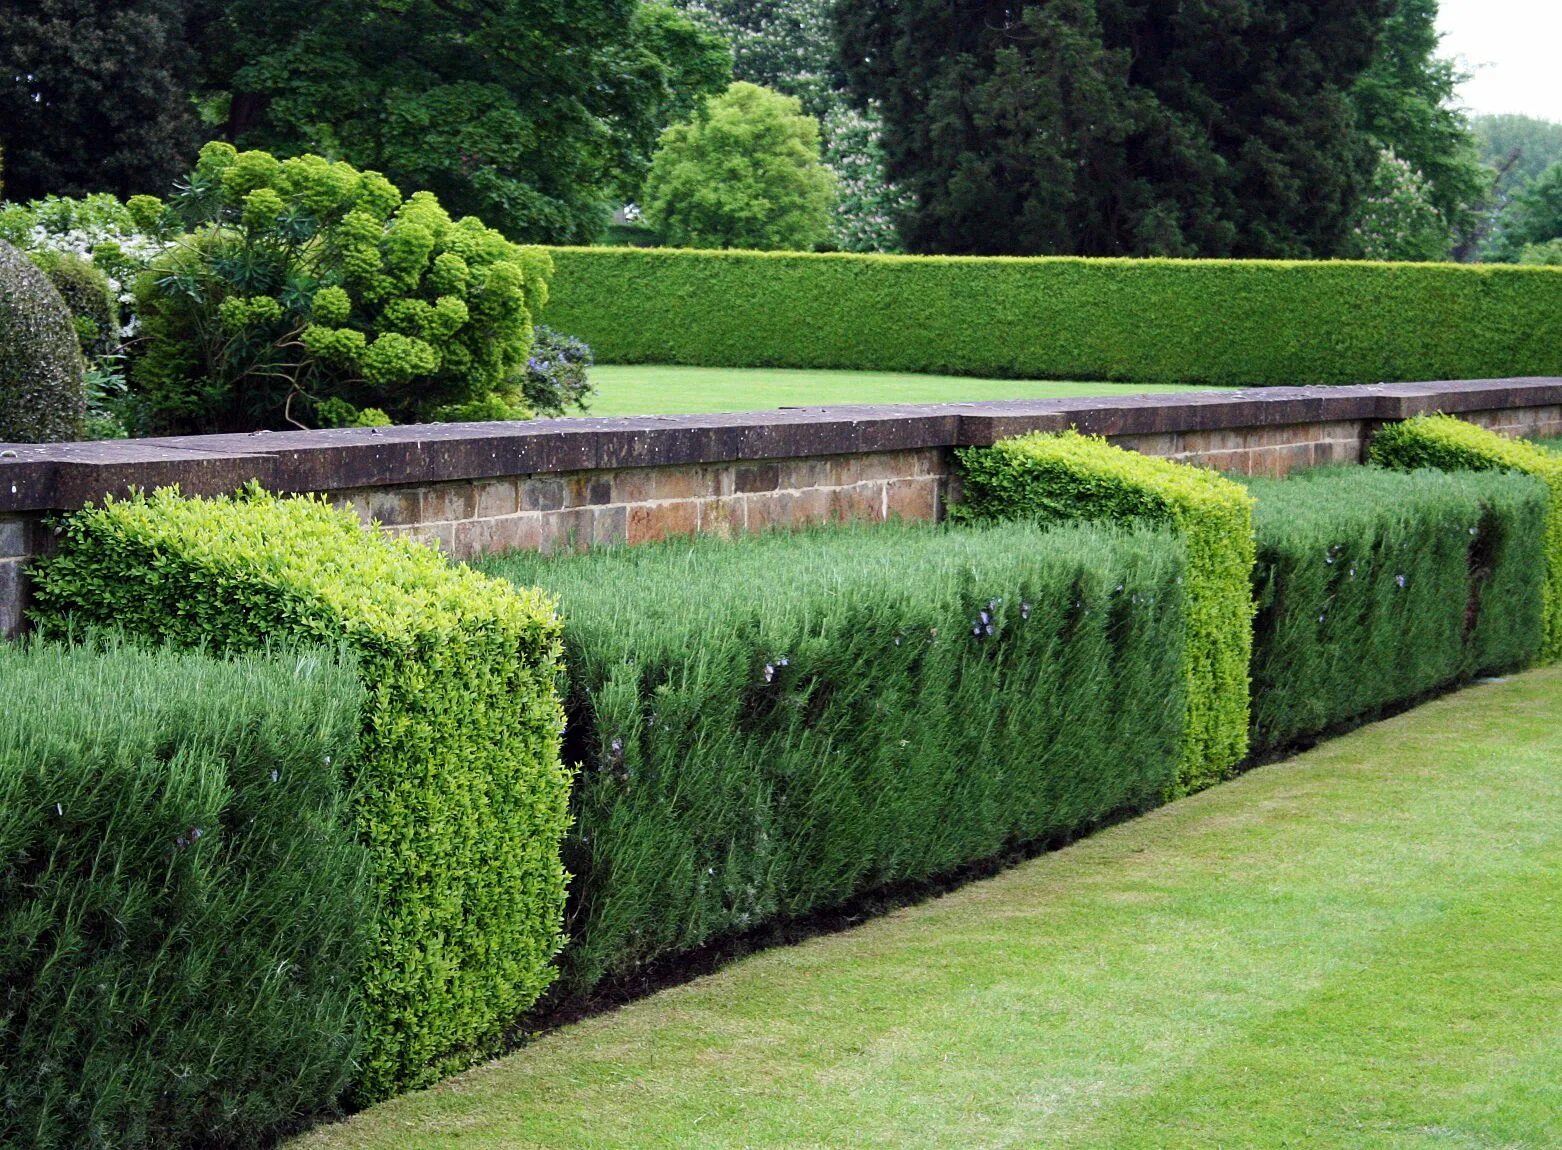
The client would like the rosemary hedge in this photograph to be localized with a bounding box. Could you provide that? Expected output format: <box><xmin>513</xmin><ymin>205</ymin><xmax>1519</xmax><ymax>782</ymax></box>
<box><xmin>28</xmin><ymin>488</ymin><xmax>569</xmax><ymax>1100</ymax></box>
<box><xmin>542</xmin><ymin>246</ymin><xmax>1562</xmax><ymax>385</ymax></box>
<box><xmin>953</xmin><ymin>431</ymin><xmax>1254</xmax><ymax>792</ymax></box>
<box><xmin>0</xmin><ymin>640</ymin><xmax>367</xmax><ymax>1149</ymax></box>
<box><xmin>1245</xmin><ymin>467</ymin><xmax>1546</xmax><ymax>752</ymax></box>
<box><xmin>1370</xmin><ymin>414</ymin><xmax>1562</xmax><ymax>661</ymax></box>
<box><xmin>483</xmin><ymin>521</ymin><xmax>1188</xmax><ymax>993</ymax></box>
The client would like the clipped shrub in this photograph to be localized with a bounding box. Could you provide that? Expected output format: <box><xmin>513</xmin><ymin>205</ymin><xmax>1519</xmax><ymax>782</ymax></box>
<box><xmin>28</xmin><ymin>249</ymin><xmax>120</xmax><ymax>359</ymax></box>
<box><xmin>523</xmin><ymin>325</ymin><xmax>595</xmax><ymax>417</ymax></box>
<box><xmin>1245</xmin><ymin>467</ymin><xmax>1545</xmax><ymax>752</ymax></box>
<box><xmin>542</xmin><ymin>246</ymin><xmax>1562</xmax><ymax>384</ymax></box>
<box><xmin>28</xmin><ymin>488</ymin><xmax>570</xmax><ymax>1100</ymax></box>
<box><xmin>132</xmin><ymin>142</ymin><xmax>552</xmax><ymax>434</ymax></box>
<box><xmin>0</xmin><ymin>639</ymin><xmax>368</xmax><ymax>1149</ymax></box>
<box><xmin>954</xmin><ymin>431</ymin><xmax>1254</xmax><ymax>792</ymax></box>
<box><xmin>1371</xmin><ymin>413</ymin><xmax>1562</xmax><ymax>660</ymax></box>
<box><xmin>483</xmin><ymin>521</ymin><xmax>1187</xmax><ymax>992</ymax></box>
<box><xmin>0</xmin><ymin>239</ymin><xmax>85</xmax><ymax>442</ymax></box>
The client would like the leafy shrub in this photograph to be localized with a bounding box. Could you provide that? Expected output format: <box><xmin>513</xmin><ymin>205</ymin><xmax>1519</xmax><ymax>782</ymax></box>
<box><xmin>1245</xmin><ymin>467</ymin><xmax>1545</xmax><ymax>752</ymax></box>
<box><xmin>0</xmin><ymin>239</ymin><xmax>84</xmax><ymax>443</ymax></box>
<box><xmin>542</xmin><ymin>247</ymin><xmax>1562</xmax><ymax>384</ymax></box>
<box><xmin>28</xmin><ymin>488</ymin><xmax>570</xmax><ymax>1100</ymax></box>
<box><xmin>1371</xmin><ymin>414</ymin><xmax>1562</xmax><ymax>661</ymax></box>
<box><xmin>28</xmin><ymin>249</ymin><xmax>121</xmax><ymax>359</ymax></box>
<box><xmin>953</xmin><ymin>431</ymin><xmax>1254</xmax><ymax>792</ymax></box>
<box><xmin>523</xmin><ymin>325</ymin><xmax>595</xmax><ymax>417</ymax></box>
<box><xmin>0</xmin><ymin>638</ymin><xmax>368</xmax><ymax>1149</ymax></box>
<box><xmin>642</xmin><ymin>82</ymin><xmax>836</xmax><ymax>251</ymax></box>
<box><xmin>483</xmin><ymin>521</ymin><xmax>1187</xmax><ymax>992</ymax></box>
<box><xmin>0</xmin><ymin>193</ymin><xmax>177</xmax><ymax>295</ymax></box>
<box><xmin>131</xmin><ymin>143</ymin><xmax>552</xmax><ymax>434</ymax></box>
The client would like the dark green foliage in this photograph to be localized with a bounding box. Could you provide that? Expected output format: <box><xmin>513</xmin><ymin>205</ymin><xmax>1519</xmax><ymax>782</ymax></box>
<box><xmin>0</xmin><ymin>0</ymin><xmax>205</xmax><ymax>202</ymax></box>
<box><xmin>0</xmin><ymin>239</ymin><xmax>84</xmax><ymax>443</ymax></box>
<box><xmin>0</xmin><ymin>639</ymin><xmax>368</xmax><ymax>1149</ymax></box>
<box><xmin>1492</xmin><ymin>161</ymin><xmax>1562</xmax><ymax>258</ymax></box>
<box><xmin>523</xmin><ymin>326</ymin><xmax>595</xmax><ymax>417</ymax></box>
<box><xmin>1245</xmin><ymin>467</ymin><xmax>1545</xmax><ymax>753</ymax></box>
<box><xmin>28</xmin><ymin>250</ymin><xmax>120</xmax><ymax>360</ymax></box>
<box><xmin>543</xmin><ymin>247</ymin><xmax>1562</xmax><ymax>384</ymax></box>
<box><xmin>28</xmin><ymin>488</ymin><xmax>570</xmax><ymax>1100</ymax></box>
<box><xmin>200</xmin><ymin>0</ymin><xmax>730</xmax><ymax>243</ymax></box>
<box><xmin>835</xmin><ymin>0</ymin><xmax>1392</xmax><ymax>257</ymax></box>
<box><xmin>482</xmin><ymin>521</ymin><xmax>1187</xmax><ymax>992</ymax></box>
<box><xmin>1371</xmin><ymin>414</ymin><xmax>1562</xmax><ymax>662</ymax></box>
<box><xmin>953</xmin><ymin>431</ymin><xmax>1253</xmax><ymax>792</ymax></box>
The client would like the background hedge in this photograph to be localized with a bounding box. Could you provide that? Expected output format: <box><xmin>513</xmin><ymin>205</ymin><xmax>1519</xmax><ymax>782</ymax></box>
<box><xmin>543</xmin><ymin>247</ymin><xmax>1562</xmax><ymax>385</ymax></box>
<box><xmin>1245</xmin><ymin>467</ymin><xmax>1545</xmax><ymax>752</ymax></box>
<box><xmin>28</xmin><ymin>489</ymin><xmax>570</xmax><ymax>1100</ymax></box>
<box><xmin>953</xmin><ymin>432</ymin><xmax>1253</xmax><ymax>792</ymax></box>
<box><xmin>0</xmin><ymin>639</ymin><xmax>367</xmax><ymax>1149</ymax></box>
<box><xmin>1370</xmin><ymin>414</ymin><xmax>1562</xmax><ymax>661</ymax></box>
<box><xmin>483</xmin><ymin>521</ymin><xmax>1187</xmax><ymax>994</ymax></box>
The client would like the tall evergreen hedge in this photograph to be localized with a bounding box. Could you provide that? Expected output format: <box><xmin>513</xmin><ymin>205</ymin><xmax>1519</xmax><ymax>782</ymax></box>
<box><xmin>543</xmin><ymin>247</ymin><xmax>1562</xmax><ymax>385</ymax></box>
<box><xmin>27</xmin><ymin>489</ymin><xmax>570</xmax><ymax>1100</ymax></box>
<box><xmin>953</xmin><ymin>431</ymin><xmax>1254</xmax><ymax>792</ymax></box>
<box><xmin>0</xmin><ymin>640</ymin><xmax>368</xmax><ymax>1149</ymax></box>
<box><xmin>1246</xmin><ymin>467</ymin><xmax>1546</xmax><ymax>752</ymax></box>
<box><xmin>1370</xmin><ymin>414</ymin><xmax>1562</xmax><ymax>661</ymax></box>
<box><xmin>483</xmin><ymin>521</ymin><xmax>1187</xmax><ymax>993</ymax></box>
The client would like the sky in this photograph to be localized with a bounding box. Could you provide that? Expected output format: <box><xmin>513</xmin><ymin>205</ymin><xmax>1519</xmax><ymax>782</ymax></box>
<box><xmin>1438</xmin><ymin>0</ymin><xmax>1562</xmax><ymax>122</ymax></box>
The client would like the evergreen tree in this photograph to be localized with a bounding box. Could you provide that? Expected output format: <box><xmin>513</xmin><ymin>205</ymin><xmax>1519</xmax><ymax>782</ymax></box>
<box><xmin>837</xmin><ymin>0</ymin><xmax>1394</xmax><ymax>258</ymax></box>
<box><xmin>0</xmin><ymin>0</ymin><xmax>205</xmax><ymax>200</ymax></box>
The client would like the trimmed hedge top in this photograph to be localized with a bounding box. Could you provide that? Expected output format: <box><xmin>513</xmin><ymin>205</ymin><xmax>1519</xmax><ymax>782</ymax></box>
<box><xmin>29</xmin><ymin>487</ymin><xmax>570</xmax><ymax>1100</ymax></box>
<box><xmin>954</xmin><ymin>430</ymin><xmax>1255</xmax><ymax>791</ymax></box>
<box><xmin>1370</xmin><ymin>414</ymin><xmax>1562</xmax><ymax>661</ymax></box>
<box><xmin>542</xmin><ymin>246</ymin><xmax>1562</xmax><ymax>386</ymax></box>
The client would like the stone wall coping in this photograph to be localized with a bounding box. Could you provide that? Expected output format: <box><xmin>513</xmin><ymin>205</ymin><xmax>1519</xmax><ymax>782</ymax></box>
<box><xmin>2</xmin><ymin>377</ymin><xmax>1559</xmax><ymax>514</ymax></box>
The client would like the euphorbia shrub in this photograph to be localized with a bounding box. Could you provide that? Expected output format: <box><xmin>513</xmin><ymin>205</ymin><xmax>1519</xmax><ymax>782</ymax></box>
<box><xmin>131</xmin><ymin>143</ymin><xmax>552</xmax><ymax>433</ymax></box>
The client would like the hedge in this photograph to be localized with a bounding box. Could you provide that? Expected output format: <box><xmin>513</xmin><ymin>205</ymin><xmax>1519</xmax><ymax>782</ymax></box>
<box><xmin>542</xmin><ymin>246</ymin><xmax>1562</xmax><ymax>385</ymax></box>
<box><xmin>1245</xmin><ymin>467</ymin><xmax>1546</xmax><ymax>752</ymax></box>
<box><xmin>953</xmin><ymin>431</ymin><xmax>1254</xmax><ymax>792</ymax></box>
<box><xmin>483</xmin><ymin>521</ymin><xmax>1188</xmax><ymax>993</ymax></box>
<box><xmin>28</xmin><ymin>488</ymin><xmax>570</xmax><ymax>1100</ymax></box>
<box><xmin>0</xmin><ymin>639</ymin><xmax>367</xmax><ymax>1149</ymax></box>
<box><xmin>1370</xmin><ymin>414</ymin><xmax>1562</xmax><ymax>661</ymax></box>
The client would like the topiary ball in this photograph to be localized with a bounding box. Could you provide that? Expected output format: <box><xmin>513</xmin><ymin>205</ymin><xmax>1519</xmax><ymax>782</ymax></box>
<box><xmin>0</xmin><ymin>240</ymin><xmax>85</xmax><ymax>443</ymax></box>
<box><xmin>30</xmin><ymin>249</ymin><xmax>121</xmax><ymax>360</ymax></box>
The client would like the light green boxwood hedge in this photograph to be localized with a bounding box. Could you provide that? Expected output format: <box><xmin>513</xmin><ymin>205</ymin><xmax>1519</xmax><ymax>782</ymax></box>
<box><xmin>1370</xmin><ymin>414</ymin><xmax>1562</xmax><ymax>661</ymax></box>
<box><xmin>1245</xmin><ymin>467</ymin><xmax>1546</xmax><ymax>752</ymax></box>
<box><xmin>543</xmin><ymin>247</ymin><xmax>1562</xmax><ymax>385</ymax></box>
<box><xmin>28</xmin><ymin>488</ymin><xmax>570</xmax><ymax>1101</ymax></box>
<box><xmin>954</xmin><ymin>431</ymin><xmax>1254</xmax><ymax>792</ymax></box>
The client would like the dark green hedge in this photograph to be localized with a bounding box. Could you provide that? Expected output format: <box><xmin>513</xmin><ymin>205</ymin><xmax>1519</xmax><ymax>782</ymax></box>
<box><xmin>953</xmin><ymin>431</ymin><xmax>1254</xmax><ymax>793</ymax></box>
<box><xmin>483</xmin><ymin>521</ymin><xmax>1187</xmax><ymax>994</ymax></box>
<box><xmin>1245</xmin><ymin>467</ymin><xmax>1546</xmax><ymax>753</ymax></box>
<box><xmin>28</xmin><ymin>489</ymin><xmax>570</xmax><ymax>1100</ymax></box>
<box><xmin>1371</xmin><ymin>414</ymin><xmax>1562</xmax><ymax>662</ymax></box>
<box><xmin>0</xmin><ymin>639</ymin><xmax>367</xmax><ymax>1149</ymax></box>
<box><xmin>543</xmin><ymin>247</ymin><xmax>1562</xmax><ymax>385</ymax></box>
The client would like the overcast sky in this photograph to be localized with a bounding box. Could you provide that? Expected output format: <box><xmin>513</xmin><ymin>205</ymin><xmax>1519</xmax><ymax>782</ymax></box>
<box><xmin>1439</xmin><ymin>0</ymin><xmax>1562</xmax><ymax>122</ymax></box>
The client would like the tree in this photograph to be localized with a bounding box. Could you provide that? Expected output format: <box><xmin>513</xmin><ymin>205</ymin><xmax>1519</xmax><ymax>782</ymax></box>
<box><xmin>1349</xmin><ymin>0</ymin><xmax>1488</xmax><ymax>251</ymax></box>
<box><xmin>1474</xmin><ymin>114</ymin><xmax>1562</xmax><ymax>201</ymax></box>
<box><xmin>0</xmin><ymin>0</ymin><xmax>205</xmax><ymax>200</ymax></box>
<box><xmin>194</xmin><ymin>0</ymin><xmax>730</xmax><ymax>243</ymax></box>
<box><xmin>837</xmin><ymin>0</ymin><xmax>1394</xmax><ymax>258</ymax></box>
<box><xmin>1493</xmin><ymin>160</ymin><xmax>1562</xmax><ymax>258</ymax></box>
<box><xmin>1343</xmin><ymin>150</ymin><xmax>1452</xmax><ymax>262</ymax></box>
<box><xmin>642</xmin><ymin>82</ymin><xmax>835</xmax><ymax>250</ymax></box>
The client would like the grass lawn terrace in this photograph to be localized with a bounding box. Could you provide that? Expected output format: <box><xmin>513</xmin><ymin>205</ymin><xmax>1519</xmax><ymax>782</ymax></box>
<box><xmin>291</xmin><ymin>668</ymin><xmax>1562</xmax><ymax>1150</ymax></box>
<box><xmin>580</xmin><ymin>365</ymin><xmax>1211</xmax><ymax>417</ymax></box>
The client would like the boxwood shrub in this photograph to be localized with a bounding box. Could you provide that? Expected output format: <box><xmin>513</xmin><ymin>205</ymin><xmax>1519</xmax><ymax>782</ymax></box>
<box><xmin>483</xmin><ymin>521</ymin><xmax>1188</xmax><ymax>994</ymax></box>
<box><xmin>28</xmin><ymin>488</ymin><xmax>570</xmax><ymax>1100</ymax></box>
<box><xmin>0</xmin><ymin>639</ymin><xmax>367</xmax><ymax>1149</ymax></box>
<box><xmin>953</xmin><ymin>431</ymin><xmax>1254</xmax><ymax>792</ymax></box>
<box><xmin>1245</xmin><ymin>467</ymin><xmax>1546</xmax><ymax>753</ymax></box>
<box><xmin>543</xmin><ymin>246</ymin><xmax>1562</xmax><ymax>385</ymax></box>
<box><xmin>1370</xmin><ymin>414</ymin><xmax>1562</xmax><ymax>661</ymax></box>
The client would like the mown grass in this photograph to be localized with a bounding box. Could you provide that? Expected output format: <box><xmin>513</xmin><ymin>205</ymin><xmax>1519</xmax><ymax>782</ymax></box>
<box><xmin>292</xmin><ymin>668</ymin><xmax>1562</xmax><ymax>1150</ymax></box>
<box><xmin>580</xmin><ymin>364</ymin><xmax>1207</xmax><ymax>417</ymax></box>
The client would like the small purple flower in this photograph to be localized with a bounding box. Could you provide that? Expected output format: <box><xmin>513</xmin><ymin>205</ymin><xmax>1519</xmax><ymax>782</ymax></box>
<box><xmin>1396</xmin><ymin>574</ymin><xmax>1407</xmax><ymax>588</ymax></box>
<box><xmin>1021</xmin><ymin>602</ymin><xmax>1031</xmax><ymax>620</ymax></box>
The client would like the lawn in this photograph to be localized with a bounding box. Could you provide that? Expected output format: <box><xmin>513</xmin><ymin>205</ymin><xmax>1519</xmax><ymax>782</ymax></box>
<box><xmin>292</xmin><ymin>669</ymin><xmax>1562</xmax><ymax>1150</ymax></box>
<box><xmin>579</xmin><ymin>364</ymin><xmax>1209</xmax><ymax>417</ymax></box>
